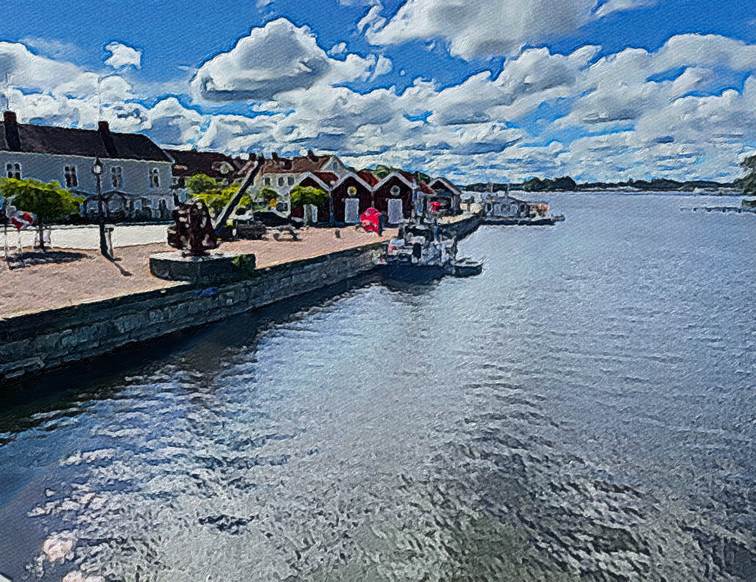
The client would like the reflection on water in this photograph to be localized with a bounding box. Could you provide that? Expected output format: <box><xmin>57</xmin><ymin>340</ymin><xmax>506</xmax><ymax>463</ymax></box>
<box><xmin>1</xmin><ymin>194</ymin><xmax>754</xmax><ymax>581</ymax></box>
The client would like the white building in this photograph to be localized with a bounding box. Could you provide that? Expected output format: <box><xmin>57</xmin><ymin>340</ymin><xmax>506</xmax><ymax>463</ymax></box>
<box><xmin>0</xmin><ymin>111</ymin><xmax>175</xmax><ymax>220</ymax></box>
<box><xmin>254</xmin><ymin>151</ymin><xmax>349</xmax><ymax>215</ymax></box>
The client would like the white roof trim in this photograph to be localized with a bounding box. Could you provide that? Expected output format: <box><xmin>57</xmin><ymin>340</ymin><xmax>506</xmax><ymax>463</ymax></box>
<box><xmin>293</xmin><ymin>171</ymin><xmax>334</xmax><ymax>191</ymax></box>
<box><xmin>430</xmin><ymin>177</ymin><xmax>462</xmax><ymax>196</ymax></box>
<box><xmin>331</xmin><ymin>171</ymin><xmax>374</xmax><ymax>192</ymax></box>
<box><xmin>373</xmin><ymin>171</ymin><xmax>416</xmax><ymax>192</ymax></box>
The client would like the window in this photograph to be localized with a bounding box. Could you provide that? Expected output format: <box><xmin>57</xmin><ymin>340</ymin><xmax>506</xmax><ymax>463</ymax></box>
<box><xmin>111</xmin><ymin>166</ymin><xmax>123</xmax><ymax>189</ymax></box>
<box><xmin>64</xmin><ymin>165</ymin><xmax>78</xmax><ymax>188</ymax></box>
<box><xmin>264</xmin><ymin>177</ymin><xmax>271</xmax><ymax>186</ymax></box>
<box><xmin>287</xmin><ymin>176</ymin><xmax>295</xmax><ymax>186</ymax></box>
<box><xmin>150</xmin><ymin>168</ymin><xmax>160</xmax><ymax>189</ymax></box>
<box><xmin>6</xmin><ymin>163</ymin><xmax>21</xmax><ymax>179</ymax></box>
<box><xmin>277</xmin><ymin>176</ymin><xmax>284</xmax><ymax>187</ymax></box>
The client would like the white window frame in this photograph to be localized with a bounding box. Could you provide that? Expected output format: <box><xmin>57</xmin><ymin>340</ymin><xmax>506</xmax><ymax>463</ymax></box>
<box><xmin>6</xmin><ymin>162</ymin><xmax>21</xmax><ymax>179</ymax></box>
<box><xmin>287</xmin><ymin>176</ymin><xmax>295</xmax><ymax>186</ymax></box>
<box><xmin>264</xmin><ymin>176</ymin><xmax>271</xmax><ymax>186</ymax></box>
<box><xmin>149</xmin><ymin>168</ymin><xmax>160</xmax><ymax>189</ymax></box>
<box><xmin>277</xmin><ymin>176</ymin><xmax>284</xmax><ymax>187</ymax></box>
<box><xmin>111</xmin><ymin>166</ymin><xmax>123</xmax><ymax>189</ymax></box>
<box><xmin>64</xmin><ymin>165</ymin><xmax>78</xmax><ymax>188</ymax></box>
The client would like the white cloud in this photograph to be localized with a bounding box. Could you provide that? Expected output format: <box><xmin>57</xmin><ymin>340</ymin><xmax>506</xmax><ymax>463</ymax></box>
<box><xmin>365</xmin><ymin>0</ymin><xmax>660</xmax><ymax>60</ymax></box>
<box><xmin>104</xmin><ymin>41</ymin><xmax>142</xmax><ymax>70</ymax></box>
<box><xmin>595</xmin><ymin>0</ymin><xmax>657</xmax><ymax>18</ymax></box>
<box><xmin>370</xmin><ymin>54</ymin><xmax>392</xmax><ymax>79</ymax></box>
<box><xmin>0</xmin><ymin>41</ymin><xmax>90</xmax><ymax>93</ymax></box>
<box><xmin>20</xmin><ymin>37</ymin><xmax>83</xmax><ymax>60</ymax></box>
<box><xmin>0</xmin><ymin>27</ymin><xmax>753</xmax><ymax>183</ymax></box>
<box><xmin>191</xmin><ymin>18</ymin><xmax>374</xmax><ymax>102</ymax></box>
<box><xmin>328</xmin><ymin>42</ymin><xmax>347</xmax><ymax>56</ymax></box>
<box><xmin>366</xmin><ymin>0</ymin><xmax>597</xmax><ymax>59</ymax></box>
<box><xmin>358</xmin><ymin>3</ymin><xmax>386</xmax><ymax>34</ymax></box>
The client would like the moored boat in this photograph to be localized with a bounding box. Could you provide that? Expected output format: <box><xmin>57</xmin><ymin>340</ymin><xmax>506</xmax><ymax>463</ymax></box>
<box><xmin>382</xmin><ymin>219</ymin><xmax>483</xmax><ymax>280</ymax></box>
<box><xmin>482</xmin><ymin>192</ymin><xmax>564</xmax><ymax>225</ymax></box>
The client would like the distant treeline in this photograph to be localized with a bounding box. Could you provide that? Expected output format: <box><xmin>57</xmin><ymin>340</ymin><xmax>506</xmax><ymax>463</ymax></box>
<box><xmin>465</xmin><ymin>176</ymin><xmax>738</xmax><ymax>193</ymax></box>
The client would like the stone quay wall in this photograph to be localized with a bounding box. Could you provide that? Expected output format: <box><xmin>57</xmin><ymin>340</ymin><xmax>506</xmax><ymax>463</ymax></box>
<box><xmin>440</xmin><ymin>212</ymin><xmax>482</xmax><ymax>239</ymax></box>
<box><xmin>0</xmin><ymin>243</ymin><xmax>384</xmax><ymax>384</ymax></box>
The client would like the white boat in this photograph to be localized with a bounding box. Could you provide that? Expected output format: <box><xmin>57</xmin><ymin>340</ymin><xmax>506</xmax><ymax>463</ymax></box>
<box><xmin>482</xmin><ymin>192</ymin><xmax>564</xmax><ymax>225</ymax></box>
<box><xmin>384</xmin><ymin>220</ymin><xmax>482</xmax><ymax>279</ymax></box>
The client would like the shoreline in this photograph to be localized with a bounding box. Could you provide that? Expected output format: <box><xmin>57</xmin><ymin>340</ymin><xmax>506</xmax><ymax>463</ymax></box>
<box><xmin>1</xmin><ymin>212</ymin><xmax>482</xmax><ymax>385</ymax></box>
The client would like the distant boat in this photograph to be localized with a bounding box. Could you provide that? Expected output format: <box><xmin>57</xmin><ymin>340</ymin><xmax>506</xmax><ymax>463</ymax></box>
<box><xmin>482</xmin><ymin>192</ymin><xmax>564</xmax><ymax>225</ymax></box>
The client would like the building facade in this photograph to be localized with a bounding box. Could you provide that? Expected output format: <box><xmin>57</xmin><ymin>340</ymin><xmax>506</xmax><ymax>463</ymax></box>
<box><xmin>254</xmin><ymin>151</ymin><xmax>349</xmax><ymax>216</ymax></box>
<box><xmin>166</xmin><ymin>148</ymin><xmax>244</xmax><ymax>203</ymax></box>
<box><xmin>0</xmin><ymin>112</ymin><xmax>175</xmax><ymax>221</ymax></box>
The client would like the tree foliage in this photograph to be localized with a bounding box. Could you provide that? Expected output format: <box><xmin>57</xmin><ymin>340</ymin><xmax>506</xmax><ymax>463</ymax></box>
<box><xmin>258</xmin><ymin>187</ymin><xmax>280</xmax><ymax>208</ymax></box>
<box><xmin>740</xmin><ymin>154</ymin><xmax>756</xmax><ymax>195</ymax></box>
<box><xmin>186</xmin><ymin>173</ymin><xmax>251</xmax><ymax>215</ymax></box>
<box><xmin>0</xmin><ymin>178</ymin><xmax>82</xmax><ymax>250</ymax></box>
<box><xmin>290</xmin><ymin>185</ymin><xmax>328</xmax><ymax>208</ymax></box>
<box><xmin>370</xmin><ymin>164</ymin><xmax>429</xmax><ymax>183</ymax></box>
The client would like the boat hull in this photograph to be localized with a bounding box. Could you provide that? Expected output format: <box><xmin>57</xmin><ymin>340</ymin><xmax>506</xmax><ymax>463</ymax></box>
<box><xmin>450</xmin><ymin>260</ymin><xmax>483</xmax><ymax>277</ymax></box>
<box><xmin>482</xmin><ymin>215</ymin><xmax>564</xmax><ymax>226</ymax></box>
<box><xmin>382</xmin><ymin>263</ymin><xmax>446</xmax><ymax>282</ymax></box>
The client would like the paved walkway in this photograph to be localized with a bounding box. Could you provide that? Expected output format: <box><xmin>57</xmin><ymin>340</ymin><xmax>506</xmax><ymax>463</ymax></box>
<box><xmin>5</xmin><ymin>224</ymin><xmax>170</xmax><ymax>250</ymax></box>
<box><xmin>1</xmin><ymin>227</ymin><xmax>392</xmax><ymax>318</ymax></box>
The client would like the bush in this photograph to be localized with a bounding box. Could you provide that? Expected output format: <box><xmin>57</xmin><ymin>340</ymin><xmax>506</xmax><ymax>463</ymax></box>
<box><xmin>290</xmin><ymin>185</ymin><xmax>328</xmax><ymax>208</ymax></box>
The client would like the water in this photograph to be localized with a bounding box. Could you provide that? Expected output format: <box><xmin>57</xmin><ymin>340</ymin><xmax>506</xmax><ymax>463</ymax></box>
<box><xmin>1</xmin><ymin>193</ymin><xmax>754</xmax><ymax>581</ymax></box>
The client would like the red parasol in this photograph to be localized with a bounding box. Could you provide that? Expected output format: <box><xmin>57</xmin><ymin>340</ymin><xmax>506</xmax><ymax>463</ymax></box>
<box><xmin>360</xmin><ymin>207</ymin><xmax>381</xmax><ymax>234</ymax></box>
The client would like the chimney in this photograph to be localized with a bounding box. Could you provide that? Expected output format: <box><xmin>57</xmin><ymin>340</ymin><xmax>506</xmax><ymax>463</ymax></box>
<box><xmin>98</xmin><ymin>120</ymin><xmax>117</xmax><ymax>157</ymax></box>
<box><xmin>307</xmin><ymin>149</ymin><xmax>317</xmax><ymax>161</ymax></box>
<box><xmin>3</xmin><ymin>111</ymin><xmax>20</xmax><ymax>151</ymax></box>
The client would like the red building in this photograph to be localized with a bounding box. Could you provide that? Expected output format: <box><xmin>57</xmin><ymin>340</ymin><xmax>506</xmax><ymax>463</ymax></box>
<box><xmin>330</xmin><ymin>172</ymin><xmax>375</xmax><ymax>223</ymax></box>
<box><xmin>289</xmin><ymin>171</ymin><xmax>337</xmax><ymax>223</ymax></box>
<box><xmin>371</xmin><ymin>171</ymin><xmax>416</xmax><ymax>224</ymax></box>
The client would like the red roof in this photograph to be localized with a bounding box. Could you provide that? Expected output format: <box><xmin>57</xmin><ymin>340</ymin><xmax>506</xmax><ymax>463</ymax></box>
<box><xmin>419</xmin><ymin>181</ymin><xmax>435</xmax><ymax>195</ymax></box>
<box><xmin>398</xmin><ymin>170</ymin><xmax>418</xmax><ymax>184</ymax></box>
<box><xmin>357</xmin><ymin>170</ymin><xmax>380</xmax><ymax>186</ymax></box>
<box><xmin>313</xmin><ymin>171</ymin><xmax>339</xmax><ymax>185</ymax></box>
<box><xmin>261</xmin><ymin>153</ymin><xmax>334</xmax><ymax>174</ymax></box>
<box><xmin>167</xmin><ymin>149</ymin><xmax>244</xmax><ymax>178</ymax></box>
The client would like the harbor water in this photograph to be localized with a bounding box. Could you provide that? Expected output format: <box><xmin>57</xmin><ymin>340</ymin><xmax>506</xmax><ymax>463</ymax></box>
<box><xmin>0</xmin><ymin>193</ymin><xmax>754</xmax><ymax>581</ymax></box>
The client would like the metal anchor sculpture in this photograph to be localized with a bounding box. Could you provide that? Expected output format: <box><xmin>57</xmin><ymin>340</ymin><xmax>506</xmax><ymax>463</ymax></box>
<box><xmin>167</xmin><ymin>154</ymin><xmax>264</xmax><ymax>256</ymax></box>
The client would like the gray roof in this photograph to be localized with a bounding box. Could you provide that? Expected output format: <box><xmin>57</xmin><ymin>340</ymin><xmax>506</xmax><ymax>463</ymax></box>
<box><xmin>0</xmin><ymin>120</ymin><xmax>172</xmax><ymax>162</ymax></box>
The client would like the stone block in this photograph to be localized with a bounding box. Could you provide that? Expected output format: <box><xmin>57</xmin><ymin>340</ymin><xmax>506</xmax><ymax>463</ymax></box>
<box><xmin>149</xmin><ymin>251</ymin><xmax>255</xmax><ymax>284</ymax></box>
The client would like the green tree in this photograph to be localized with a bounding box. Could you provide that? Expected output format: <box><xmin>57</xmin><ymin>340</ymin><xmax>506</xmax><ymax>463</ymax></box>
<box><xmin>290</xmin><ymin>185</ymin><xmax>328</xmax><ymax>208</ymax></box>
<box><xmin>740</xmin><ymin>154</ymin><xmax>756</xmax><ymax>195</ymax></box>
<box><xmin>186</xmin><ymin>174</ymin><xmax>251</xmax><ymax>216</ymax></box>
<box><xmin>257</xmin><ymin>187</ymin><xmax>279</xmax><ymax>209</ymax></box>
<box><xmin>0</xmin><ymin>178</ymin><xmax>82</xmax><ymax>251</ymax></box>
<box><xmin>186</xmin><ymin>173</ymin><xmax>218</xmax><ymax>197</ymax></box>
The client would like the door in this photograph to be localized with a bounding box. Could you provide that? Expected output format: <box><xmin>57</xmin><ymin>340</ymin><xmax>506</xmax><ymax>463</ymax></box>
<box><xmin>388</xmin><ymin>198</ymin><xmax>403</xmax><ymax>224</ymax></box>
<box><xmin>344</xmin><ymin>198</ymin><xmax>360</xmax><ymax>223</ymax></box>
<box><xmin>306</xmin><ymin>204</ymin><xmax>318</xmax><ymax>224</ymax></box>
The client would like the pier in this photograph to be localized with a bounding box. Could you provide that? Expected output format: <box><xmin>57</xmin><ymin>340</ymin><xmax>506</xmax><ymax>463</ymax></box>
<box><xmin>0</xmin><ymin>212</ymin><xmax>483</xmax><ymax>383</ymax></box>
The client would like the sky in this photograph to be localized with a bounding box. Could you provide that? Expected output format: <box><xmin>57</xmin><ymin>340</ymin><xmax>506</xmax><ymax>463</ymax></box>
<box><xmin>0</xmin><ymin>0</ymin><xmax>754</xmax><ymax>183</ymax></box>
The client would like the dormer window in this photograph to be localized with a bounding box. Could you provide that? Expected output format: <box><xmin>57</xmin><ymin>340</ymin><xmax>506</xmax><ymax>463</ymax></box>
<box><xmin>5</xmin><ymin>163</ymin><xmax>21</xmax><ymax>179</ymax></box>
<box><xmin>150</xmin><ymin>168</ymin><xmax>160</xmax><ymax>189</ymax></box>
<box><xmin>111</xmin><ymin>166</ymin><xmax>123</xmax><ymax>189</ymax></box>
<box><xmin>64</xmin><ymin>165</ymin><xmax>78</xmax><ymax>188</ymax></box>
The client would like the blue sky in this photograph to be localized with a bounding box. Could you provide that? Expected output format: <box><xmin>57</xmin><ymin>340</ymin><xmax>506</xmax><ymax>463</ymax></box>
<box><xmin>0</xmin><ymin>0</ymin><xmax>754</xmax><ymax>182</ymax></box>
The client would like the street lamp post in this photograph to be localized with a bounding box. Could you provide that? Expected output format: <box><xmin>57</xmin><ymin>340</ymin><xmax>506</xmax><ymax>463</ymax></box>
<box><xmin>92</xmin><ymin>157</ymin><xmax>110</xmax><ymax>259</ymax></box>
